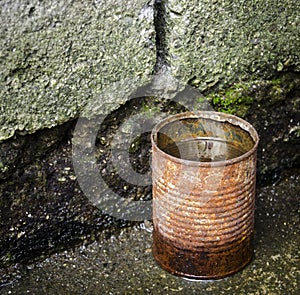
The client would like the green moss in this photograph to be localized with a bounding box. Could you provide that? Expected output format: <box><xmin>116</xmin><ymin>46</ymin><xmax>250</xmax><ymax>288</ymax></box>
<box><xmin>196</xmin><ymin>96</ymin><xmax>205</xmax><ymax>104</ymax></box>
<box><xmin>129</xmin><ymin>135</ymin><xmax>142</xmax><ymax>154</ymax></box>
<box><xmin>267</xmin><ymin>77</ymin><xmax>296</xmax><ymax>105</ymax></box>
<box><xmin>1</xmin><ymin>251</ymin><xmax>13</xmax><ymax>265</ymax></box>
<box><xmin>205</xmin><ymin>73</ymin><xmax>300</xmax><ymax>117</ymax></box>
<box><xmin>140</xmin><ymin>100</ymin><xmax>161</xmax><ymax>117</ymax></box>
<box><xmin>208</xmin><ymin>82</ymin><xmax>254</xmax><ymax>117</ymax></box>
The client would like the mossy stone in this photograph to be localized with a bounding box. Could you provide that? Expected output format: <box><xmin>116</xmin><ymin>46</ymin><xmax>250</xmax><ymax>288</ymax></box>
<box><xmin>0</xmin><ymin>0</ymin><xmax>156</xmax><ymax>142</ymax></box>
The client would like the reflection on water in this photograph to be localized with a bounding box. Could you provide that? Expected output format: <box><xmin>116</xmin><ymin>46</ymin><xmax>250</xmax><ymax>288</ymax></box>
<box><xmin>163</xmin><ymin>137</ymin><xmax>247</xmax><ymax>162</ymax></box>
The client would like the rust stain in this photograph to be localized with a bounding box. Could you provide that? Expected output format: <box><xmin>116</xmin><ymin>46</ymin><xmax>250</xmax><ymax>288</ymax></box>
<box><xmin>151</xmin><ymin>111</ymin><xmax>259</xmax><ymax>279</ymax></box>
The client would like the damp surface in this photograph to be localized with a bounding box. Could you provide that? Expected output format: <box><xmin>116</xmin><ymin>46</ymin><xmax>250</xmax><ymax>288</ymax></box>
<box><xmin>0</xmin><ymin>168</ymin><xmax>299</xmax><ymax>294</ymax></box>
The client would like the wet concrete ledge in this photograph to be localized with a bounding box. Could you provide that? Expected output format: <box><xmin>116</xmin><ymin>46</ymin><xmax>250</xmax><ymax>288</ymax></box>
<box><xmin>0</xmin><ymin>168</ymin><xmax>299</xmax><ymax>294</ymax></box>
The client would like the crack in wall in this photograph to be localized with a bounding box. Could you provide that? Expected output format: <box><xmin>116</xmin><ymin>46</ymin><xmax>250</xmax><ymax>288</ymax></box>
<box><xmin>153</xmin><ymin>0</ymin><xmax>169</xmax><ymax>74</ymax></box>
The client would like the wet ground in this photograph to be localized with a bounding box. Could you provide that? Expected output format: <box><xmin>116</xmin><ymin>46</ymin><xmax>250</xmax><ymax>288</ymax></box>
<box><xmin>0</xmin><ymin>168</ymin><xmax>298</xmax><ymax>294</ymax></box>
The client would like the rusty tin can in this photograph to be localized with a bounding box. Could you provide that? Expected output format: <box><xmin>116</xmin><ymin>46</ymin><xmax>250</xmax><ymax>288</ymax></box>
<box><xmin>151</xmin><ymin>111</ymin><xmax>259</xmax><ymax>279</ymax></box>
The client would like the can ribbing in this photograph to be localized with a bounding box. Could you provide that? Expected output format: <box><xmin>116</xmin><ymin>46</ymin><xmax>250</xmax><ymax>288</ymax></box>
<box><xmin>152</xmin><ymin>111</ymin><xmax>259</xmax><ymax>279</ymax></box>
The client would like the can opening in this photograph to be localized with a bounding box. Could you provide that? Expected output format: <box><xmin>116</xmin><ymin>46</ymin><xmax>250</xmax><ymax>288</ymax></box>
<box><xmin>155</xmin><ymin>115</ymin><xmax>256</xmax><ymax>162</ymax></box>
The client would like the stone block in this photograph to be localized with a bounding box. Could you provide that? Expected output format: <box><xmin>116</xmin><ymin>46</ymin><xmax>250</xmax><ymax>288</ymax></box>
<box><xmin>0</xmin><ymin>0</ymin><xmax>156</xmax><ymax>141</ymax></box>
<box><xmin>164</xmin><ymin>0</ymin><xmax>300</xmax><ymax>91</ymax></box>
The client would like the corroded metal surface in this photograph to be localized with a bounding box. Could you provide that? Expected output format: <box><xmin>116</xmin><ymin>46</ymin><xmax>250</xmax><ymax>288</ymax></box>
<box><xmin>151</xmin><ymin>111</ymin><xmax>259</xmax><ymax>279</ymax></box>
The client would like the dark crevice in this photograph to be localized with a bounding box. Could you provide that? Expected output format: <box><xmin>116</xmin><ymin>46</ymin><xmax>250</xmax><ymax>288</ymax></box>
<box><xmin>153</xmin><ymin>0</ymin><xmax>169</xmax><ymax>73</ymax></box>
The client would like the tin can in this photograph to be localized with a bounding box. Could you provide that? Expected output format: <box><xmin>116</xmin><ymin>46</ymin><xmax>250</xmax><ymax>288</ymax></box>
<box><xmin>151</xmin><ymin>111</ymin><xmax>259</xmax><ymax>279</ymax></box>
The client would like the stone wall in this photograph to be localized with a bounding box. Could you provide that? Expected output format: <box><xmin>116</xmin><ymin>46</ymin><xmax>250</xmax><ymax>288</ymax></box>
<box><xmin>1</xmin><ymin>0</ymin><xmax>299</xmax><ymax>141</ymax></box>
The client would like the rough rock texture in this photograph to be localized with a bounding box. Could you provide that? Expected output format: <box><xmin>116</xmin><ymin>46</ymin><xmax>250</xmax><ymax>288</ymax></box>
<box><xmin>164</xmin><ymin>0</ymin><xmax>300</xmax><ymax>91</ymax></box>
<box><xmin>0</xmin><ymin>0</ymin><xmax>156</xmax><ymax>141</ymax></box>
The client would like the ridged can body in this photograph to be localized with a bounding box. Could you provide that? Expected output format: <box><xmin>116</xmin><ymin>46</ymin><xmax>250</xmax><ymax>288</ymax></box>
<box><xmin>151</xmin><ymin>111</ymin><xmax>259</xmax><ymax>279</ymax></box>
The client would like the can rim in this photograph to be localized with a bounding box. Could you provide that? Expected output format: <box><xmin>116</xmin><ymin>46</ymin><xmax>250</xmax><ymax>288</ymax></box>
<box><xmin>151</xmin><ymin>111</ymin><xmax>259</xmax><ymax>167</ymax></box>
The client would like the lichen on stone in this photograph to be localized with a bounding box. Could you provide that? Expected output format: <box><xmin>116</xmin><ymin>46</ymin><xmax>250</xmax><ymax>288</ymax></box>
<box><xmin>208</xmin><ymin>73</ymin><xmax>300</xmax><ymax>118</ymax></box>
<box><xmin>165</xmin><ymin>0</ymin><xmax>300</xmax><ymax>91</ymax></box>
<box><xmin>0</xmin><ymin>0</ymin><xmax>156</xmax><ymax>142</ymax></box>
